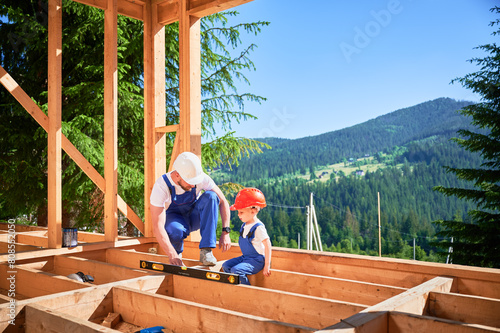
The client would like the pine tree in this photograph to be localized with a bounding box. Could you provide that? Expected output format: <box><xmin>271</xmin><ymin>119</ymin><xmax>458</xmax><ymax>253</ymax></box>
<box><xmin>0</xmin><ymin>1</ymin><xmax>269</xmax><ymax>229</ymax></box>
<box><xmin>433</xmin><ymin>7</ymin><xmax>500</xmax><ymax>268</ymax></box>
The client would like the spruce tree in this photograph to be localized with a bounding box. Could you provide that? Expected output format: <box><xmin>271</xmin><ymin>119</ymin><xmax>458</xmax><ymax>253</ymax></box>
<box><xmin>0</xmin><ymin>1</ymin><xmax>269</xmax><ymax>229</ymax></box>
<box><xmin>433</xmin><ymin>7</ymin><xmax>500</xmax><ymax>267</ymax></box>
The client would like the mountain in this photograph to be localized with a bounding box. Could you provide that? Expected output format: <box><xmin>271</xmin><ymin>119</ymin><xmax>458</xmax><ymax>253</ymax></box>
<box><xmin>225</xmin><ymin>97</ymin><xmax>475</xmax><ymax>181</ymax></box>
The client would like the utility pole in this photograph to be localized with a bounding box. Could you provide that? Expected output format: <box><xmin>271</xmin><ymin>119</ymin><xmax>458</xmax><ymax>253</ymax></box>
<box><xmin>413</xmin><ymin>238</ymin><xmax>416</xmax><ymax>260</ymax></box>
<box><xmin>378</xmin><ymin>192</ymin><xmax>381</xmax><ymax>257</ymax></box>
<box><xmin>306</xmin><ymin>193</ymin><xmax>322</xmax><ymax>251</ymax></box>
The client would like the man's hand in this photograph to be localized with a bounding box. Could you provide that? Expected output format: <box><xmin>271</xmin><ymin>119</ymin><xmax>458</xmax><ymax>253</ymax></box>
<box><xmin>168</xmin><ymin>251</ymin><xmax>184</xmax><ymax>266</ymax></box>
<box><xmin>218</xmin><ymin>232</ymin><xmax>231</xmax><ymax>252</ymax></box>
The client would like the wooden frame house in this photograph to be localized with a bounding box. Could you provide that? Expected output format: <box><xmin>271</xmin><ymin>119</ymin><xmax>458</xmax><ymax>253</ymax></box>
<box><xmin>1</xmin><ymin>0</ymin><xmax>500</xmax><ymax>332</ymax></box>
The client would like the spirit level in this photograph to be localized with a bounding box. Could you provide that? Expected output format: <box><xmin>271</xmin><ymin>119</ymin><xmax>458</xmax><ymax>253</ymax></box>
<box><xmin>140</xmin><ymin>260</ymin><xmax>240</xmax><ymax>284</ymax></box>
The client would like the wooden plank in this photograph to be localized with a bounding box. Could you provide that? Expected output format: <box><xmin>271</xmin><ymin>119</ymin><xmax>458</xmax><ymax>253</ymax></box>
<box><xmin>389</xmin><ymin>311</ymin><xmax>500</xmax><ymax>333</ymax></box>
<box><xmin>271</xmin><ymin>250</ymin><xmax>434</xmax><ymax>289</ymax></box>
<box><xmin>25</xmin><ymin>303</ymin><xmax>118</xmax><ymax>332</ymax></box>
<box><xmin>157</xmin><ymin>0</ymin><xmax>253</xmax><ymax>24</ymax></box>
<box><xmin>16</xmin><ymin>232</ymin><xmax>49</xmax><ymax>248</ymax></box>
<box><xmin>178</xmin><ymin>0</ymin><xmax>201</xmax><ymax>156</ymax></box>
<box><xmin>0</xmin><ymin>237</ymin><xmax>156</xmax><ymax>263</ymax></box>
<box><xmin>143</xmin><ymin>0</ymin><xmax>166</xmax><ymax>237</ymax></box>
<box><xmin>320</xmin><ymin>276</ymin><xmax>453</xmax><ymax>332</ymax></box>
<box><xmin>104</xmin><ymin>0</ymin><xmax>119</xmax><ymax>242</ymax></box>
<box><xmin>113</xmin><ymin>286</ymin><xmax>315</xmax><ymax>332</ymax></box>
<box><xmin>71</xmin><ymin>0</ymin><xmax>144</xmax><ymax>21</ymax></box>
<box><xmin>53</xmin><ymin>255</ymin><xmax>149</xmax><ymax>284</ymax></box>
<box><xmin>188</xmin><ymin>0</ymin><xmax>253</xmax><ymax>17</ymax></box>
<box><xmin>0</xmin><ymin>265</ymin><xmax>90</xmax><ymax>299</ymax></box>
<box><xmin>155</xmin><ymin>124</ymin><xmax>180</xmax><ymax>133</ymax></box>
<box><xmin>270</xmin><ymin>248</ymin><xmax>500</xmax><ymax>297</ymax></box>
<box><xmin>157</xmin><ymin>0</ymin><xmax>179</xmax><ymax>25</ymax></box>
<box><xmin>47</xmin><ymin>0</ymin><xmax>63</xmax><ymax>249</ymax></box>
<box><xmin>172</xmin><ymin>274</ymin><xmax>366</xmax><ymax>330</ymax></box>
<box><xmin>428</xmin><ymin>291</ymin><xmax>500</xmax><ymax>328</ymax></box>
<box><xmin>0</xmin><ymin>274</ymin><xmax>166</xmax><ymax>331</ymax></box>
<box><xmin>251</xmin><ymin>268</ymin><xmax>406</xmax><ymax>306</ymax></box>
<box><xmin>0</xmin><ymin>68</ymin><xmax>144</xmax><ymax>234</ymax></box>
<box><xmin>0</xmin><ymin>242</ymin><xmax>40</xmax><ymax>253</ymax></box>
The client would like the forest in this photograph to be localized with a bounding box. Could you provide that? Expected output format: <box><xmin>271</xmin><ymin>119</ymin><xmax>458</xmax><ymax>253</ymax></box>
<box><xmin>212</xmin><ymin>98</ymin><xmax>483</xmax><ymax>263</ymax></box>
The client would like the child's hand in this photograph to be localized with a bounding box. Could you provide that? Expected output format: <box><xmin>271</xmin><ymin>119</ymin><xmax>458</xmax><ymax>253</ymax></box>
<box><xmin>263</xmin><ymin>266</ymin><xmax>271</xmax><ymax>277</ymax></box>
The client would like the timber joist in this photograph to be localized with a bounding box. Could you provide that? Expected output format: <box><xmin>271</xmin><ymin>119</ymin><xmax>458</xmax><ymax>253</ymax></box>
<box><xmin>1</xmin><ymin>223</ymin><xmax>500</xmax><ymax>332</ymax></box>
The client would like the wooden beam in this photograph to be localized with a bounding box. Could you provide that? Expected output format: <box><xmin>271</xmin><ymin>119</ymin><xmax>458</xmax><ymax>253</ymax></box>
<box><xmin>25</xmin><ymin>303</ymin><xmax>118</xmax><ymax>332</ymax></box>
<box><xmin>270</xmin><ymin>248</ymin><xmax>500</xmax><ymax>297</ymax></box>
<box><xmin>320</xmin><ymin>276</ymin><xmax>454</xmax><ymax>332</ymax></box>
<box><xmin>0</xmin><ymin>265</ymin><xmax>89</xmax><ymax>299</ymax></box>
<box><xmin>15</xmin><ymin>232</ymin><xmax>49</xmax><ymax>248</ymax></box>
<box><xmin>53</xmin><ymin>255</ymin><xmax>149</xmax><ymax>284</ymax></box>
<box><xmin>173</xmin><ymin>275</ymin><xmax>365</xmax><ymax>330</ymax></box>
<box><xmin>143</xmin><ymin>1</ymin><xmax>166</xmax><ymax>237</ymax></box>
<box><xmin>48</xmin><ymin>0</ymin><xmax>63</xmax><ymax>249</ymax></box>
<box><xmin>0</xmin><ymin>237</ymin><xmax>156</xmax><ymax>262</ymax></box>
<box><xmin>155</xmin><ymin>124</ymin><xmax>180</xmax><ymax>133</ymax></box>
<box><xmin>113</xmin><ymin>286</ymin><xmax>315</xmax><ymax>332</ymax></box>
<box><xmin>0</xmin><ymin>274</ymin><xmax>166</xmax><ymax>331</ymax></box>
<box><xmin>0</xmin><ymin>67</ymin><xmax>144</xmax><ymax>235</ymax></box>
<box><xmin>251</xmin><ymin>268</ymin><xmax>406</xmax><ymax>306</ymax></box>
<box><xmin>178</xmin><ymin>0</ymin><xmax>201</xmax><ymax>156</ymax></box>
<box><xmin>188</xmin><ymin>0</ymin><xmax>253</xmax><ymax>17</ymax></box>
<box><xmin>428</xmin><ymin>291</ymin><xmax>500</xmax><ymax>328</ymax></box>
<box><xmin>71</xmin><ymin>0</ymin><xmax>144</xmax><ymax>21</ymax></box>
<box><xmin>157</xmin><ymin>0</ymin><xmax>253</xmax><ymax>25</ymax></box>
<box><xmin>389</xmin><ymin>311</ymin><xmax>500</xmax><ymax>333</ymax></box>
<box><xmin>104</xmin><ymin>0</ymin><xmax>119</xmax><ymax>242</ymax></box>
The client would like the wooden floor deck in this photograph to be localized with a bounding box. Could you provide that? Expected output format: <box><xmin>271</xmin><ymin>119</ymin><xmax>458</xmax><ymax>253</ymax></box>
<box><xmin>1</xmin><ymin>222</ymin><xmax>500</xmax><ymax>332</ymax></box>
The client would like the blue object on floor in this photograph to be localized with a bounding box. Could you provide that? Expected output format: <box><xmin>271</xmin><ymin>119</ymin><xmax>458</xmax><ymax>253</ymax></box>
<box><xmin>135</xmin><ymin>326</ymin><xmax>165</xmax><ymax>333</ymax></box>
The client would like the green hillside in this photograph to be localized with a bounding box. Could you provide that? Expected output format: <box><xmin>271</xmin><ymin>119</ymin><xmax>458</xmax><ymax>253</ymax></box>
<box><xmin>221</xmin><ymin>97</ymin><xmax>475</xmax><ymax>182</ymax></box>
<box><xmin>213</xmin><ymin>97</ymin><xmax>482</xmax><ymax>262</ymax></box>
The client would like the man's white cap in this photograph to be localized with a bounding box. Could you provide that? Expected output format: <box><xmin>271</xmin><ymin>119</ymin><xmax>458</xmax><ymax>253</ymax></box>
<box><xmin>173</xmin><ymin>152</ymin><xmax>204</xmax><ymax>185</ymax></box>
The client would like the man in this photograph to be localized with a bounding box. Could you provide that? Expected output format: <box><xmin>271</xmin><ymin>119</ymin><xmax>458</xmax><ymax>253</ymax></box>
<box><xmin>150</xmin><ymin>152</ymin><xmax>231</xmax><ymax>266</ymax></box>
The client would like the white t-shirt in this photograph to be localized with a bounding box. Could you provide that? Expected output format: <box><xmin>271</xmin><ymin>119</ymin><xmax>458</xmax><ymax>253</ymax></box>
<box><xmin>241</xmin><ymin>220</ymin><xmax>270</xmax><ymax>255</ymax></box>
<box><xmin>150</xmin><ymin>171</ymin><xmax>216</xmax><ymax>209</ymax></box>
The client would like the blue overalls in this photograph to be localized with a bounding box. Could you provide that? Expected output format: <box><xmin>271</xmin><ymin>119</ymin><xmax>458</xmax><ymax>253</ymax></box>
<box><xmin>162</xmin><ymin>174</ymin><xmax>219</xmax><ymax>254</ymax></box>
<box><xmin>222</xmin><ymin>222</ymin><xmax>265</xmax><ymax>285</ymax></box>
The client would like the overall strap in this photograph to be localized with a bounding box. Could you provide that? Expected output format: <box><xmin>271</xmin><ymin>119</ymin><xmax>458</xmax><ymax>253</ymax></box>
<box><xmin>162</xmin><ymin>174</ymin><xmax>173</xmax><ymax>197</ymax></box>
<box><xmin>240</xmin><ymin>222</ymin><xmax>263</xmax><ymax>240</ymax></box>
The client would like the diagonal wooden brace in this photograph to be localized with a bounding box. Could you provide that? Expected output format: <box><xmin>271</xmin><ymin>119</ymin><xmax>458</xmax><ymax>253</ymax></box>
<box><xmin>0</xmin><ymin>65</ymin><xmax>144</xmax><ymax>235</ymax></box>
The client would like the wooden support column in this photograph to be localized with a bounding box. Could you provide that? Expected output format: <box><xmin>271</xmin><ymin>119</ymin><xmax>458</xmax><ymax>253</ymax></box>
<box><xmin>178</xmin><ymin>0</ymin><xmax>202</xmax><ymax>158</ymax></box>
<box><xmin>47</xmin><ymin>0</ymin><xmax>63</xmax><ymax>248</ymax></box>
<box><xmin>143</xmin><ymin>1</ymin><xmax>166</xmax><ymax>237</ymax></box>
<box><xmin>179</xmin><ymin>0</ymin><xmax>202</xmax><ymax>243</ymax></box>
<box><xmin>104</xmin><ymin>0</ymin><xmax>118</xmax><ymax>242</ymax></box>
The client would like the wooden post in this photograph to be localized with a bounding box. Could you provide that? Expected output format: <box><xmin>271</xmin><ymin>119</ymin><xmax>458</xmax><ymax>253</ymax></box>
<box><xmin>104</xmin><ymin>0</ymin><xmax>118</xmax><ymax>242</ymax></box>
<box><xmin>178</xmin><ymin>0</ymin><xmax>202</xmax><ymax>158</ymax></box>
<box><xmin>378</xmin><ymin>192</ymin><xmax>381</xmax><ymax>257</ymax></box>
<box><xmin>47</xmin><ymin>0</ymin><xmax>63</xmax><ymax>248</ymax></box>
<box><xmin>143</xmin><ymin>2</ymin><xmax>166</xmax><ymax>237</ymax></box>
<box><xmin>179</xmin><ymin>0</ymin><xmax>202</xmax><ymax>242</ymax></box>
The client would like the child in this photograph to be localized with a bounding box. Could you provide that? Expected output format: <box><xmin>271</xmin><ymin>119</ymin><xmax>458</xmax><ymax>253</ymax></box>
<box><xmin>222</xmin><ymin>188</ymin><xmax>272</xmax><ymax>285</ymax></box>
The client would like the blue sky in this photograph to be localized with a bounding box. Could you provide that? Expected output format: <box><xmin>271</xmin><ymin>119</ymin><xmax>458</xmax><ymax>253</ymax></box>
<box><xmin>216</xmin><ymin>0</ymin><xmax>499</xmax><ymax>140</ymax></box>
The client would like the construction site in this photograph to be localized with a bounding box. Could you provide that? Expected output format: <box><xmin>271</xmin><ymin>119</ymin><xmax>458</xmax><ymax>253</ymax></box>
<box><xmin>1</xmin><ymin>0</ymin><xmax>500</xmax><ymax>332</ymax></box>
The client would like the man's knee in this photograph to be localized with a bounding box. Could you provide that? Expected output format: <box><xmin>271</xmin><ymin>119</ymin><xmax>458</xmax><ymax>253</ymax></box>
<box><xmin>200</xmin><ymin>190</ymin><xmax>219</xmax><ymax>205</ymax></box>
<box><xmin>166</xmin><ymin>223</ymin><xmax>187</xmax><ymax>242</ymax></box>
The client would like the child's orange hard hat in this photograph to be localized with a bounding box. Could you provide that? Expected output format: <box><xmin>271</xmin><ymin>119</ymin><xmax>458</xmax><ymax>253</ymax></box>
<box><xmin>230</xmin><ymin>188</ymin><xmax>267</xmax><ymax>210</ymax></box>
